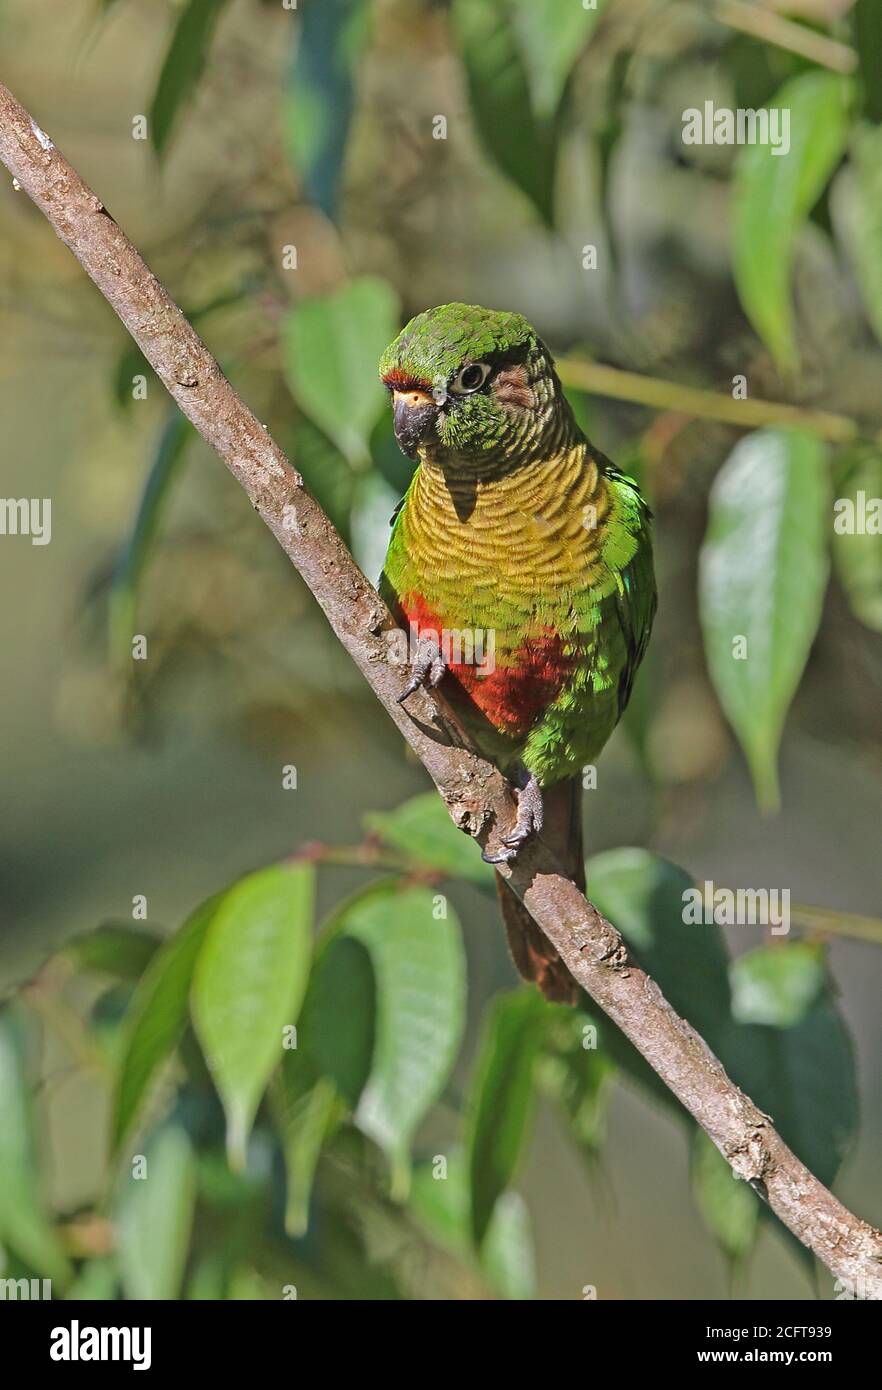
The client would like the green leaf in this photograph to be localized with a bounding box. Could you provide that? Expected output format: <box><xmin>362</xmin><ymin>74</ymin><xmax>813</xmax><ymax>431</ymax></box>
<box><xmin>853</xmin><ymin>0</ymin><xmax>882</xmax><ymax>123</ymax></box>
<box><xmin>340</xmin><ymin>884</ymin><xmax>466</xmax><ymax>1192</ymax></box>
<box><xmin>479</xmin><ymin>1190</ymin><xmax>536</xmax><ymax>1300</ymax></box>
<box><xmin>64</xmin><ymin>922</ymin><xmax>162</xmax><ymax>982</ymax></box>
<box><xmin>409</xmin><ymin>1154</ymin><xmax>536</xmax><ymax>1299</ymax></box>
<box><xmin>283</xmin><ymin>277</ymin><xmax>400</xmax><ymax>467</ymax></box>
<box><xmin>116</xmin><ymin>1126</ymin><xmax>197</xmax><ymax>1299</ymax></box>
<box><xmin>724</xmin><ymin>998</ymin><xmax>857</xmax><ymax>1189</ymax></box>
<box><xmin>150</xmin><ymin>0</ymin><xmax>230</xmax><ymax>156</ymax></box>
<box><xmin>465</xmin><ymin>988</ymin><xmax>547</xmax><ymax>1246</ymax></box>
<box><xmin>271</xmin><ymin>1070</ymin><xmax>340</xmax><ymax>1237</ymax></box>
<box><xmin>698</xmin><ymin>429</ymin><xmax>830</xmax><ymax>810</ymax></box>
<box><xmin>191</xmin><ymin>863</ymin><xmax>315</xmax><ymax>1169</ymax></box>
<box><xmin>300</xmin><ymin>934</ymin><xmax>375</xmax><ymax>1109</ymax></box>
<box><xmin>841</xmin><ymin>124</ymin><xmax>882</xmax><ymax>346</ymax></box>
<box><xmin>0</xmin><ymin>1009</ymin><xmax>72</xmax><ymax>1285</ymax></box>
<box><xmin>732</xmin><ymin>71</ymin><xmax>850</xmax><ymax>372</ymax></box>
<box><xmin>112</xmin><ymin>897</ymin><xmax>216</xmax><ymax>1153</ymax></box>
<box><xmin>832</xmin><ymin>445</ymin><xmax>882</xmax><ymax>631</ymax></box>
<box><xmin>284</xmin><ymin>0</ymin><xmax>370</xmax><ymax>221</ymax></box>
<box><xmin>538</xmin><ymin>1005</ymin><xmax>615</xmax><ymax>1160</ymax></box>
<box><xmin>365</xmin><ymin>792</ymin><xmax>495</xmax><ymax>889</ymax></box>
<box><xmin>509</xmin><ymin>0</ymin><xmax>605</xmax><ymax>120</ymax></box>
<box><xmin>730</xmin><ymin>943</ymin><xmax>826</xmax><ymax>1028</ymax></box>
<box><xmin>293</xmin><ymin>419</ymin><xmax>355</xmax><ymax>543</ymax></box>
<box><xmin>691</xmin><ymin>1129</ymin><xmax>759</xmax><ymax>1266</ymax></box>
<box><xmin>110</xmin><ymin>412</ymin><xmax>192</xmax><ymax>662</ymax></box>
<box><xmin>587</xmin><ymin>849</ymin><xmax>732</xmax><ymax>1053</ymax></box>
<box><xmin>451</xmin><ymin>0</ymin><xmax>559</xmax><ymax>224</ymax></box>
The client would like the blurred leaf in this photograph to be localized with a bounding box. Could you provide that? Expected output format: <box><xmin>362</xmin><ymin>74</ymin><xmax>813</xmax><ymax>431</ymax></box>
<box><xmin>732</xmin><ymin>72</ymin><xmax>849</xmax><ymax>372</ymax></box>
<box><xmin>725</xmin><ymin>998</ymin><xmax>857</xmax><ymax>1189</ymax></box>
<box><xmin>300</xmin><ymin>934</ymin><xmax>375</xmax><ymax>1109</ymax></box>
<box><xmin>853</xmin><ymin>0</ymin><xmax>882</xmax><ymax>123</ymax></box>
<box><xmin>338</xmin><ymin>884</ymin><xmax>466</xmax><ymax>1193</ymax></box>
<box><xmin>691</xmin><ymin>1129</ymin><xmax>759</xmax><ymax>1266</ymax></box>
<box><xmin>409</xmin><ymin>1153</ymin><xmax>536</xmax><ymax>1299</ymax></box>
<box><xmin>451</xmin><ymin>0</ymin><xmax>558</xmax><ymax>224</ymax></box>
<box><xmin>283</xmin><ymin>277</ymin><xmax>400</xmax><ymax>466</ymax></box>
<box><xmin>112</xmin><ymin>895</ymin><xmax>216</xmax><ymax>1154</ymax></box>
<box><xmin>191</xmin><ymin>864</ymin><xmax>315</xmax><ymax>1169</ymax></box>
<box><xmin>730</xmin><ymin>942</ymin><xmax>826</xmax><ymax>1028</ymax></box>
<box><xmin>284</xmin><ymin>0</ymin><xmax>370</xmax><ymax>221</ymax></box>
<box><xmin>370</xmin><ymin>409</ymin><xmax>415</xmax><ymax>496</ymax></box>
<box><xmin>350</xmin><ymin>470</ymin><xmax>402</xmax><ymax>586</ymax></box>
<box><xmin>365</xmin><ymin>791</ymin><xmax>495</xmax><ymax>890</ymax></box>
<box><xmin>117</xmin><ymin>1126</ymin><xmax>197</xmax><ymax>1299</ymax></box>
<box><xmin>293</xmin><ymin>418</ymin><xmax>355</xmax><ymax>543</ymax></box>
<box><xmin>110</xmin><ymin>412</ymin><xmax>192</xmax><ymax>662</ymax></box>
<box><xmin>271</xmin><ymin>1070</ymin><xmax>340</xmax><ymax>1237</ymax></box>
<box><xmin>479</xmin><ymin>1189</ymin><xmax>536</xmax><ymax>1300</ymax></box>
<box><xmin>64</xmin><ymin>1258</ymin><xmax>119</xmax><ymax>1300</ymax></box>
<box><xmin>539</xmin><ymin>1005</ymin><xmax>615</xmax><ymax>1160</ymax></box>
<box><xmin>832</xmin><ymin>445</ymin><xmax>882</xmax><ymax>631</ymax></box>
<box><xmin>465</xmin><ymin>988</ymin><xmax>546</xmax><ymax>1246</ymax></box>
<box><xmin>510</xmin><ymin>0</ymin><xmax>605</xmax><ymax>120</ymax></box>
<box><xmin>0</xmin><ymin>1009</ymin><xmax>72</xmax><ymax>1285</ymax></box>
<box><xmin>64</xmin><ymin>922</ymin><xmax>162</xmax><ymax>982</ymax></box>
<box><xmin>150</xmin><ymin>0</ymin><xmax>230</xmax><ymax>156</ymax></box>
<box><xmin>698</xmin><ymin>429</ymin><xmax>829</xmax><ymax>811</ymax></box>
<box><xmin>113</xmin><ymin>342</ymin><xmax>152</xmax><ymax>411</ymax></box>
<box><xmin>841</xmin><ymin>125</ymin><xmax>882</xmax><ymax>347</ymax></box>
<box><xmin>588</xmin><ymin>849</ymin><xmax>732</xmax><ymax>1052</ymax></box>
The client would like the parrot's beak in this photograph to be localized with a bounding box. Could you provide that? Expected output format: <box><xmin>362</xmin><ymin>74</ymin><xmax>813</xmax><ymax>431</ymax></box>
<box><xmin>391</xmin><ymin>388</ymin><xmax>439</xmax><ymax>459</ymax></box>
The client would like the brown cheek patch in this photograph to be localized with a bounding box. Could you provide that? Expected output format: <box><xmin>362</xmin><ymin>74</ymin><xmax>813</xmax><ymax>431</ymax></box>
<box><xmin>493</xmin><ymin>364</ymin><xmax>536</xmax><ymax>410</ymax></box>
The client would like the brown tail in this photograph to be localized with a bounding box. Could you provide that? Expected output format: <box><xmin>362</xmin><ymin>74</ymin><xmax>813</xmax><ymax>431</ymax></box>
<box><xmin>496</xmin><ymin>778</ymin><xmax>583</xmax><ymax>1006</ymax></box>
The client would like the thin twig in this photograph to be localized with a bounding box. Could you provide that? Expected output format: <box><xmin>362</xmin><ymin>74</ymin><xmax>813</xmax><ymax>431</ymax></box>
<box><xmin>1</xmin><ymin>81</ymin><xmax>880</xmax><ymax>1296</ymax></box>
<box><xmin>711</xmin><ymin>0</ymin><xmax>858</xmax><ymax>74</ymax></box>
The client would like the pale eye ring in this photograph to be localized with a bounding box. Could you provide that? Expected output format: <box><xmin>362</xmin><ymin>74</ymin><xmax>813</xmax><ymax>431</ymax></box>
<box><xmin>451</xmin><ymin>362</ymin><xmax>491</xmax><ymax>395</ymax></box>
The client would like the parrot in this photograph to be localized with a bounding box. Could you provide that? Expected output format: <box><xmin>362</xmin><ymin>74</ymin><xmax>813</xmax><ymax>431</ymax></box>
<box><xmin>378</xmin><ymin>303</ymin><xmax>656</xmax><ymax>1005</ymax></box>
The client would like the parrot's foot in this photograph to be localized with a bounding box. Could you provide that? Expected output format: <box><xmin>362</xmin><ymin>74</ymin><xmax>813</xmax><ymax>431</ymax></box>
<box><xmin>396</xmin><ymin>637</ymin><xmax>446</xmax><ymax>704</ymax></box>
<box><xmin>482</xmin><ymin>771</ymin><xmax>543</xmax><ymax>864</ymax></box>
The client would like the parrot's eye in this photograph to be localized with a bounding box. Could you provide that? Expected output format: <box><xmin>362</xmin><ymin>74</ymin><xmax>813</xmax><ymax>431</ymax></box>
<box><xmin>450</xmin><ymin>362</ymin><xmax>491</xmax><ymax>395</ymax></box>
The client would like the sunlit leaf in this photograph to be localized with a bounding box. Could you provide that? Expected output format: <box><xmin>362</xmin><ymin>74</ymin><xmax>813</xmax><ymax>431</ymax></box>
<box><xmin>284</xmin><ymin>0</ymin><xmax>370</xmax><ymax>221</ymax></box>
<box><xmin>732</xmin><ymin>71</ymin><xmax>849</xmax><ymax>372</ymax></box>
<box><xmin>116</xmin><ymin>1126</ymin><xmax>197</xmax><ymax>1299</ymax></box>
<box><xmin>339</xmin><ymin>884</ymin><xmax>466</xmax><ymax>1193</ymax></box>
<box><xmin>730</xmin><ymin>942</ymin><xmax>826</xmax><ymax>1028</ymax></box>
<box><xmin>150</xmin><ymin>0</ymin><xmax>230</xmax><ymax>156</ymax></box>
<box><xmin>283</xmin><ymin>277</ymin><xmax>400</xmax><ymax>466</ymax></box>
<box><xmin>365</xmin><ymin>792</ymin><xmax>494</xmax><ymax>890</ymax></box>
<box><xmin>465</xmin><ymin>988</ymin><xmax>546</xmax><ymax>1246</ymax></box>
<box><xmin>698</xmin><ymin>429</ymin><xmax>830</xmax><ymax>810</ymax></box>
<box><xmin>0</xmin><ymin>1009</ymin><xmax>72</xmax><ymax>1285</ymax></box>
<box><xmin>112</xmin><ymin>896</ymin><xmax>216</xmax><ymax>1153</ymax></box>
<box><xmin>191</xmin><ymin>864</ymin><xmax>315</xmax><ymax>1169</ymax></box>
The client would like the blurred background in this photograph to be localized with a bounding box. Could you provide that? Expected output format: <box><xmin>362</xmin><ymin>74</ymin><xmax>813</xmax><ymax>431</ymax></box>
<box><xmin>0</xmin><ymin>0</ymin><xmax>880</xmax><ymax>1300</ymax></box>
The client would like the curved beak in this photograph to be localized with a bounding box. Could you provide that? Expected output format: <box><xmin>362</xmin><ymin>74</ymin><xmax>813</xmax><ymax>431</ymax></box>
<box><xmin>391</xmin><ymin>388</ymin><xmax>439</xmax><ymax>459</ymax></box>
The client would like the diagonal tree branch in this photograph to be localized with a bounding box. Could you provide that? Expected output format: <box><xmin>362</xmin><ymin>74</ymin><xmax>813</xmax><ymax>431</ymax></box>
<box><xmin>1</xmin><ymin>79</ymin><xmax>879</xmax><ymax>1297</ymax></box>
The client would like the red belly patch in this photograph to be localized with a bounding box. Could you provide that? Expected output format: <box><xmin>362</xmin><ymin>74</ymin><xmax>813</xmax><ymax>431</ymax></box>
<box><xmin>400</xmin><ymin>591</ymin><xmax>571</xmax><ymax>736</ymax></box>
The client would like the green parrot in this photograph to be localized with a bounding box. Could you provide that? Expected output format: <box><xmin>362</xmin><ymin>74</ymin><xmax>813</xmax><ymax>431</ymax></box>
<box><xmin>379</xmin><ymin>303</ymin><xmax>656</xmax><ymax>1004</ymax></box>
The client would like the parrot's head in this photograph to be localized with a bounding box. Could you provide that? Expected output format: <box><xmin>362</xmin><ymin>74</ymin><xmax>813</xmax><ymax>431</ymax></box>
<box><xmin>379</xmin><ymin>303</ymin><xmax>572</xmax><ymax>471</ymax></box>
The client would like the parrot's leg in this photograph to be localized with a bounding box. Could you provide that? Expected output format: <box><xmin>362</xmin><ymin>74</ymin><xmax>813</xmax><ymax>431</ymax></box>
<box><xmin>396</xmin><ymin>633</ymin><xmax>446</xmax><ymax>704</ymax></box>
<box><xmin>482</xmin><ymin>768</ymin><xmax>543</xmax><ymax>864</ymax></box>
